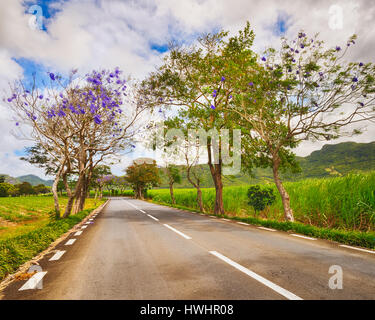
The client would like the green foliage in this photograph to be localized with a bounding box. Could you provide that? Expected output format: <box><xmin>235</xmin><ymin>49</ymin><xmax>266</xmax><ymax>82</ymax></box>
<box><xmin>147</xmin><ymin>171</ymin><xmax>375</xmax><ymax>231</ymax></box>
<box><xmin>0</xmin><ymin>208</ymin><xmax>95</xmax><ymax>280</ymax></box>
<box><xmin>125</xmin><ymin>160</ymin><xmax>160</xmax><ymax>198</ymax></box>
<box><xmin>247</xmin><ymin>185</ymin><xmax>276</xmax><ymax>213</ymax></box>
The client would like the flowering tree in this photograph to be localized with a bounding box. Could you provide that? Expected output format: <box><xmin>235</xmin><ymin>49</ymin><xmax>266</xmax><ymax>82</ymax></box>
<box><xmin>225</xmin><ymin>28</ymin><xmax>375</xmax><ymax>221</ymax></box>
<box><xmin>141</xmin><ymin>25</ymin><xmax>256</xmax><ymax>215</ymax></box>
<box><xmin>6</xmin><ymin>68</ymin><xmax>146</xmax><ymax>217</ymax></box>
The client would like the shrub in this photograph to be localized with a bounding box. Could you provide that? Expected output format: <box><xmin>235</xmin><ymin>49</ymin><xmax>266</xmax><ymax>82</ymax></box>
<box><xmin>247</xmin><ymin>185</ymin><xmax>276</xmax><ymax>215</ymax></box>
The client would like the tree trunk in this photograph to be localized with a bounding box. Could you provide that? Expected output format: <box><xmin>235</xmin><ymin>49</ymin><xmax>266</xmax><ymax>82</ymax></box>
<box><xmin>197</xmin><ymin>187</ymin><xmax>204</xmax><ymax>212</ymax></box>
<box><xmin>62</xmin><ymin>173</ymin><xmax>74</xmax><ymax>218</ymax></box>
<box><xmin>169</xmin><ymin>183</ymin><xmax>175</xmax><ymax>204</ymax></box>
<box><xmin>272</xmin><ymin>156</ymin><xmax>294</xmax><ymax>222</ymax></box>
<box><xmin>207</xmin><ymin>140</ymin><xmax>224</xmax><ymax>215</ymax></box>
<box><xmin>52</xmin><ymin>168</ymin><xmax>63</xmax><ymax>218</ymax></box>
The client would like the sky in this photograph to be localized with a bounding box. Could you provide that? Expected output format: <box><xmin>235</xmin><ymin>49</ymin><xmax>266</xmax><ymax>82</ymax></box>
<box><xmin>0</xmin><ymin>0</ymin><xmax>374</xmax><ymax>179</ymax></box>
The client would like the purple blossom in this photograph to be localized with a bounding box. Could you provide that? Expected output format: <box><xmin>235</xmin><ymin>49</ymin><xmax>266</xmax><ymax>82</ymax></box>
<box><xmin>248</xmin><ymin>82</ymin><xmax>254</xmax><ymax>86</ymax></box>
<box><xmin>15</xmin><ymin>122</ymin><xmax>19</xmax><ymax>126</ymax></box>
<box><xmin>94</xmin><ymin>114</ymin><xmax>102</xmax><ymax>124</ymax></box>
<box><xmin>210</xmin><ymin>104</ymin><xmax>216</xmax><ymax>110</ymax></box>
<box><xmin>49</xmin><ymin>73</ymin><xmax>55</xmax><ymax>81</ymax></box>
<box><xmin>39</xmin><ymin>95</ymin><xmax>43</xmax><ymax>99</ymax></box>
<box><xmin>359</xmin><ymin>62</ymin><xmax>364</xmax><ymax>67</ymax></box>
<box><xmin>261</xmin><ymin>57</ymin><xmax>266</xmax><ymax>61</ymax></box>
<box><xmin>221</xmin><ymin>76</ymin><xmax>225</xmax><ymax>82</ymax></box>
<box><xmin>335</xmin><ymin>46</ymin><xmax>341</xmax><ymax>51</ymax></box>
<box><xmin>352</xmin><ymin>77</ymin><xmax>358</xmax><ymax>82</ymax></box>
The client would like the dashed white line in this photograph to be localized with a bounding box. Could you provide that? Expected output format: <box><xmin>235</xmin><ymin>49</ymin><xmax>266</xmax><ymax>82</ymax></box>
<box><xmin>163</xmin><ymin>224</ymin><xmax>192</xmax><ymax>240</ymax></box>
<box><xmin>49</xmin><ymin>250</ymin><xmax>66</xmax><ymax>261</ymax></box>
<box><xmin>291</xmin><ymin>234</ymin><xmax>317</xmax><ymax>241</ymax></box>
<box><xmin>65</xmin><ymin>239</ymin><xmax>76</xmax><ymax>245</ymax></box>
<box><xmin>140</xmin><ymin>210</ymin><xmax>146</xmax><ymax>214</ymax></box>
<box><xmin>209</xmin><ymin>251</ymin><xmax>303</xmax><ymax>300</ymax></box>
<box><xmin>339</xmin><ymin>245</ymin><xmax>375</xmax><ymax>254</ymax></box>
<box><xmin>124</xmin><ymin>200</ymin><xmax>139</xmax><ymax>210</ymax></box>
<box><xmin>147</xmin><ymin>214</ymin><xmax>159</xmax><ymax>221</ymax></box>
<box><xmin>74</xmin><ymin>231</ymin><xmax>83</xmax><ymax>236</ymax></box>
<box><xmin>221</xmin><ymin>218</ymin><xmax>231</xmax><ymax>222</ymax></box>
<box><xmin>81</xmin><ymin>226</ymin><xmax>88</xmax><ymax>229</ymax></box>
<box><xmin>258</xmin><ymin>226</ymin><xmax>277</xmax><ymax>232</ymax></box>
<box><xmin>18</xmin><ymin>272</ymin><xmax>48</xmax><ymax>291</ymax></box>
<box><xmin>237</xmin><ymin>222</ymin><xmax>249</xmax><ymax>226</ymax></box>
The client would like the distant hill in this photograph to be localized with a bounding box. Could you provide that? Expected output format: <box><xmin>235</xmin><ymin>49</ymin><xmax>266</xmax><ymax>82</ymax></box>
<box><xmin>157</xmin><ymin>141</ymin><xmax>375</xmax><ymax>188</ymax></box>
<box><xmin>0</xmin><ymin>174</ymin><xmax>53</xmax><ymax>186</ymax></box>
<box><xmin>16</xmin><ymin>175</ymin><xmax>54</xmax><ymax>187</ymax></box>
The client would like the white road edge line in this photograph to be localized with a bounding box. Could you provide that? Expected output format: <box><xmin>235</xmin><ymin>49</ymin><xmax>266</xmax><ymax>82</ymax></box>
<box><xmin>291</xmin><ymin>234</ymin><xmax>317</xmax><ymax>241</ymax></box>
<box><xmin>139</xmin><ymin>210</ymin><xmax>146</xmax><ymax>214</ymax></box>
<box><xmin>74</xmin><ymin>231</ymin><xmax>83</xmax><ymax>236</ymax></box>
<box><xmin>81</xmin><ymin>226</ymin><xmax>88</xmax><ymax>229</ymax></box>
<box><xmin>339</xmin><ymin>244</ymin><xmax>375</xmax><ymax>254</ymax></box>
<box><xmin>163</xmin><ymin>224</ymin><xmax>192</xmax><ymax>240</ymax></box>
<box><xmin>147</xmin><ymin>214</ymin><xmax>159</xmax><ymax>221</ymax></box>
<box><xmin>221</xmin><ymin>218</ymin><xmax>231</xmax><ymax>222</ymax></box>
<box><xmin>18</xmin><ymin>271</ymin><xmax>48</xmax><ymax>291</ymax></box>
<box><xmin>209</xmin><ymin>251</ymin><xmax>303</xmax><ymax>300</ymax></box>
<box><xmin>258</xmin><ymin>226</ymin><xmax>277</xmax><ymax>232</ymax></box>
<box><xmin>65</xmin><ymin>239</ymin><xmax>76</xmax><ymax>245</ymax></box>
<box><xmin>49</xmin><ymin>250</ymin><xmax>66</xmax><ymax>261</ymax></box>
<box><xmin>237</xmin><ymin>222</ymin><xmax>249</xmax><ymax>226</ymax></box>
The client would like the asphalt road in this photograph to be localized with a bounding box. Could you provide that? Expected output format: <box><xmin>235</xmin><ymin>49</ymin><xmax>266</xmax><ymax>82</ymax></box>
<box><xmin>1</xmin><ymin>198</ymin><xmax>374</xmax><ymax>300</ymax></box>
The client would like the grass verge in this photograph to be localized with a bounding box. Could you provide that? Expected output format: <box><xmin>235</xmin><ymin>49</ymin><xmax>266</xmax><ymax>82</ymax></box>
<box><xmin>0</xmin><ymin>205</ymin><xmax>103</xmax><ymax>281</ymax></box>
<box><xmin>146</xmin><ymin>199</ymin><xmax>375</xmax><ymax>250</ymax></box>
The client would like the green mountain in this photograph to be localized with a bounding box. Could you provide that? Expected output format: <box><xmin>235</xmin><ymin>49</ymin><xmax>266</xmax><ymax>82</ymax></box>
<box><xmin>16</xmin><ymin>175</ymin><xmax>54</xmax><ymax>187</ymax></box>
<box><xmin>158</xmin><ymin>141</ymin><xmax>375</xmax><ymax>188</ymax></box>
<box><xmin>0</xmin><ymin>174</ymin><xmax>53</xmax><ymax>187</ymax></box>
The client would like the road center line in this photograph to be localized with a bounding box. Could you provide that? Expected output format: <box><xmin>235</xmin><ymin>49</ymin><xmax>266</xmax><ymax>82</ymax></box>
<box><xmin>258</xmin><ymin>226</ymin><xmax>277</xmax><ymax>232</ymax></box>
<box><xmin>209</xmin><ymin>251</ymin><xmax>303</xmax><ymax>300</ymax></box>
<box><xmin>139</xmin><ymin>209</ymin><xmax>146</xmax><ymax>214</ymax></box>
<box><xmin>18</xmin><ymin>272</ymin><xmax>48</xmax><ymax>291</ymax></box>
<box><xmin>339</xmin><ymin>244</ymin><xmax>375</xmax><ymax>254</ymax></box>
<box><xmin>163</xmin><ymin>224</ymin><xmax>192</xmax><ymax>240</ymax></box>
<box><xmin>49</xmin><ymin>250</ymin><xmax>66</xmax><ymax>261</ymax></box>
<box><xmin>65</xmin><ymin>239</ymin><xmax>76</xmax><ymax>245</ymax></box>
<box><xmin>124</xmin><ymin>200</ymin><xmax>139</xmax><ymax>210</ymax></box>
<box><xmin>291</xmin><ymin>234</ymin><xmax>317</xmax><ymax>241</ymax></box>
<box><xmin>147</xmin><ymin>214</ymin><xmax>159</xmax><ymax>221</ymax></box>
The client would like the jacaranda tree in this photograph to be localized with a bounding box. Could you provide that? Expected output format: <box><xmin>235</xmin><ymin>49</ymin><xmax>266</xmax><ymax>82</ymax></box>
<box><xmin>6</xmin><ymin>68</ymin><xmax>146</xmax><ymax>217</ymax></box>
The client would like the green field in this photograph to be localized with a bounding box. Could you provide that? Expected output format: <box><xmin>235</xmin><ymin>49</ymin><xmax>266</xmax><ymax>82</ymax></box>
<box><xmin>0</xmin><ymin>196</ymin><xmax>104</xmax><ymax>240</ymax></box>
<box><xmin>147</xmin><ymin>172</ymin><xmax>375</xmax><ymax>232</ymax></box>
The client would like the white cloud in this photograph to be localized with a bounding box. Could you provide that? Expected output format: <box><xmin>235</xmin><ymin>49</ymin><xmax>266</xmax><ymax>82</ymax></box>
<box><xmin>0</xmin><ymin>0</ymin><xmax>374</xmax><ymax>177</ymax></box>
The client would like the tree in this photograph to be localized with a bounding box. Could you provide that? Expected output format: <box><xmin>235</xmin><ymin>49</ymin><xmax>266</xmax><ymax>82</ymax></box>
<box><xmin>15</xmin><ymin>182</ymin><xmax>34</xmax><ymax>195</ymax></box>
<box><xmin>6</xmin><ymin>68</ymin><xmax>146</xmax><ymax>217</ymax></box>
<box><xmin>0</xmin><ymin>175</ymin><xmax>5</xmax><ymax>183</ymax></box>
<box><xmin>125</xmin><ymin>159</ymin><xmax>160</xmax><ymax>199</ymax></box>
<box><xmin>247</xmin><ymin>185</ymin><xmax>276</xmax><ymax>216</ymax></box>
<box><xmin>165</xmin><ymin>164</ymin><xmax>181</xmax><ymax>204</ymax></box>
<box><xmin>141</xmin><ymin>26</ymin><xmax>253</xmax><ymax>215</ymax></box>
<box><xmin>225</xmin><ymin>27</ymin><xmax>375</xmax><ymax>221</ymax></box>
<box><xmin>0</xmin><ymin>183</ymin><xmax>16</xmax><ymax>197</ymax></box>
<box><xmin>33</xmin><ymin>184</ymin><xmax>50</xmax><ymax>194</ymax></box>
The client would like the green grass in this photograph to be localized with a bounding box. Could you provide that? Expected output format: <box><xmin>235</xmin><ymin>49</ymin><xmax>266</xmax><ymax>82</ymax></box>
<box><xmin>0</xmin><ymin>207</ymin><xmax>103</xmax><ymax>280</ymax></box>
<box><xmin>0</xmin><ymin>196</ymin><xmax>104</xmax><ymax>241</ymax></box>
<box><xmin>147</xmin><ymin>172</ymin><xmax>375</xmax><ymax>232</ymax></box>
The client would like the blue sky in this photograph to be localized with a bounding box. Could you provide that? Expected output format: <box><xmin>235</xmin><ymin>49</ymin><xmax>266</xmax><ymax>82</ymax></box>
<box><xmin>0</xmin><ymin>0</ymin><xmax>374</xmax><ymax>178</ymax></box>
